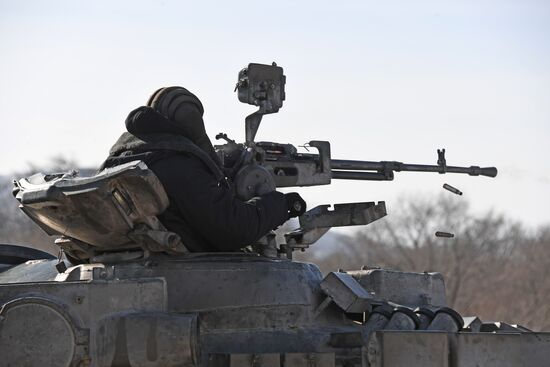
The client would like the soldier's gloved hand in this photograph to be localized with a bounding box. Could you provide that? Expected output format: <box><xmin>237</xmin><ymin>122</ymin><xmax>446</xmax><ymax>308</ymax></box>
<box><xmin>285</xmin><ymin>192</ymin><xmax>306</xmax><ymax>218</ymax></box>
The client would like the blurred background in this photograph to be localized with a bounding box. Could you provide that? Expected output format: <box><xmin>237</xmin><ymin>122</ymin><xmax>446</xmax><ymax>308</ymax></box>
<box><xmin>1</xmin><ymin>0</ymin><xmax>549</xmax><ymax>329</ymax></box>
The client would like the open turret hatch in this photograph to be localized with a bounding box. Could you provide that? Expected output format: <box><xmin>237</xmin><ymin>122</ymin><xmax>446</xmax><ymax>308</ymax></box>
<box><xmin>13</xmin><ymin>161</ymin><xmax>187</xmax><ymax>262</ymax></box>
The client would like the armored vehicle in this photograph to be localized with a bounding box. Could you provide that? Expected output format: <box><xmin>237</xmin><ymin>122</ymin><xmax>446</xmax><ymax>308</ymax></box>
<box><xmin>1</xmin><ymin>63</ymin><xmax>548</xmax><ymax>367</ymax></box>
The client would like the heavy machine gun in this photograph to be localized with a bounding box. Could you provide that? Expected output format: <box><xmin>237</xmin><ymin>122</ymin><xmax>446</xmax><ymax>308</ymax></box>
<box><xmin>215</xmin><ymin>62</ymin><xmax>498</xmax><ymax>257</ymax></box>
<box><xmin>217</xmin><ymin>62</ymin><xmax>496</xmax><ymax>192</ymax></box>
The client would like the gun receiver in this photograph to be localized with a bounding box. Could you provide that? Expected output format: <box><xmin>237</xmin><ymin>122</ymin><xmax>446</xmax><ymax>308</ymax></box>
<box><xmin>243</xmin><ymin>141</ymin><xmax>497</xmax><ymax>187</ymax></box>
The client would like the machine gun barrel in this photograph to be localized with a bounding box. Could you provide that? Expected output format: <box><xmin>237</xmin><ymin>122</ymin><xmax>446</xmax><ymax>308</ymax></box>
<box><xmin>331</xmin><ymin>159</ymin><xmax>498</xmax><ymax>181</ymax></box>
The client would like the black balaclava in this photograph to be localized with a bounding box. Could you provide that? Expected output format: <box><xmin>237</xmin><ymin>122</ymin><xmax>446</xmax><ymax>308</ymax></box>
<box><xmin>141</xmin><ymin>86</ymin><xmax>221</xmax><ymax>166</ymax></box>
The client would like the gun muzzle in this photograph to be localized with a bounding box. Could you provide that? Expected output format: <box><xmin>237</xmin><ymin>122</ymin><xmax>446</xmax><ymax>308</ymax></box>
<box><xmin>467</xmin><ymin>166</ymin><xmax>498</xmax><ymax>178</ymax></box>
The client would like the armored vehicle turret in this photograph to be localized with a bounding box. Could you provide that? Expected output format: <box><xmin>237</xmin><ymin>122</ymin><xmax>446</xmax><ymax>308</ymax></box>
<box><xmin>1</xmin><ymin>63</ymin><xmax>548</xmax><ymax>367</ymax></box>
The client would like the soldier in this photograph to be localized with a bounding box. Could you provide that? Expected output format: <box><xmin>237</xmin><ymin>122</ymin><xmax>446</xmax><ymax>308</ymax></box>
<box><xmin>100</xmin><ymin>87</ymin><xmax>305</xmax><ymax>252</ymax></box>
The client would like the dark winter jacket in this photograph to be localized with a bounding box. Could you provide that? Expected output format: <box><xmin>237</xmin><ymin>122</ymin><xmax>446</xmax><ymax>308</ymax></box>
<box><xmin>100</xmin><ymin>106</ymin><xmax>289</xmax><ymax>252</ymax></box>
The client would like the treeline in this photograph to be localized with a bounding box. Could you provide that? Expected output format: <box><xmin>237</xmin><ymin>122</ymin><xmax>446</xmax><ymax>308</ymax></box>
<box><xmin>0</xmin><ymin>157</ymin><xmax>92</xmax><ymax>255</ymax></box>
<box><xmin>295</xmin><ymin>195</ymin><xmax>550</xmax><ymax>331</ymax></box>
<box><xmin>0</xmin><ymin>176</ymin><xmax>56</xmax><ymax>254</ymax></box>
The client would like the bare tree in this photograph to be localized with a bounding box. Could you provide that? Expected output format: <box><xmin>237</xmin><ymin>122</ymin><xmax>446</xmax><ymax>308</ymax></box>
<box><xmin>0</xmin><ymin>156</ymin><xmax>86</xmax><ymax>255</ymax></box>
<box><xmin>0</xmin><ymin>176</ymin><xmax>57</xmax><ymax>254</ymax></box>
<box><xmin>301</xmin><ymin>194</ymin><xmax>550</xmax><ymax>331</ymax></box>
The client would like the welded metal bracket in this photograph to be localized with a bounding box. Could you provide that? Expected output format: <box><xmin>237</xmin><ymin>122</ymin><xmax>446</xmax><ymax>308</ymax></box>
<box><xmin>282</xmin><ymin>201</ymin><xmax>387</xmax><ymax>257</ymax></box>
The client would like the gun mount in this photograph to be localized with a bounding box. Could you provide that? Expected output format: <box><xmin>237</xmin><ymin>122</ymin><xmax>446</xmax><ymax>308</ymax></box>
<box><xmin>283</xmin><ymin>202</ymin><xmax>387</xmax><ymax>258</ymax></box>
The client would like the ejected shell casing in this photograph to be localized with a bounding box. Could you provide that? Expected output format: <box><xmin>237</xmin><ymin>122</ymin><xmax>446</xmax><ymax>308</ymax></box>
<box><xmin>435</xmin><ymin>231</ymin><xmax>454</xmax><ymax>238</ymax></box>
<box><xmin>443</xmin><ymin>183</ymin><xmax>463</xmax><ymax>196</ymax></box>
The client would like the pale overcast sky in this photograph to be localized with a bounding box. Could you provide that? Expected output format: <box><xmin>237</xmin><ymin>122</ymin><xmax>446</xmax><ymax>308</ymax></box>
<box><xmin>1</xmin><ymin>0</ymin><xmax>549</xmax><ymax>228</ymax></box>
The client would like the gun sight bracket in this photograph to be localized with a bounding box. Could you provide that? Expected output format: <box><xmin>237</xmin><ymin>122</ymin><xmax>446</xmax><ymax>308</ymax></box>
<box><xmin>236</xmin><ymin>62</ymin><xmax>286</xmax><ymax>143</ymax></box>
